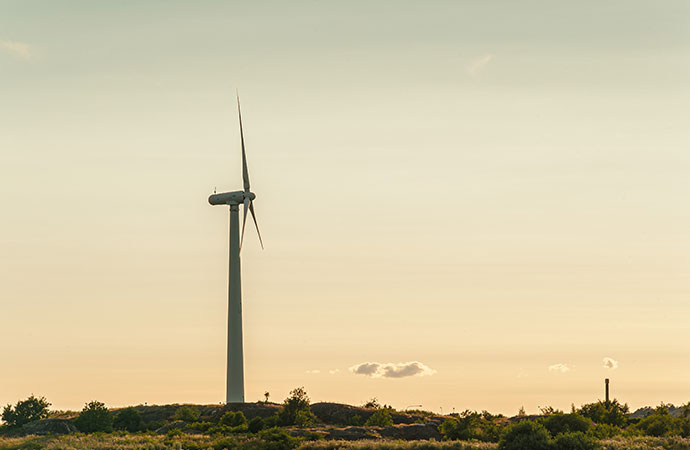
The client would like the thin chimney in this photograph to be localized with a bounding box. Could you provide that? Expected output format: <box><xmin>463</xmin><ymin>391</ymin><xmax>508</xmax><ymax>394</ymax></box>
<box><xmin>605</xmin><ymin>378</ymin><xmax>610</xmax><ymax>404</ymax></box>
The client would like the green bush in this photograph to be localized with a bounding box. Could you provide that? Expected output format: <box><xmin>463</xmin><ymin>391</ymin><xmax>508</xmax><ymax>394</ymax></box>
<box><xmin>74</xmin><ymin>401</ymin><xmax>113</xmax><ymax>433</ymax></box>
<box><xmin>499</xmin><ymin>421</ymin><xmax>553</xmax><ymax>450</ymax></box>
<box><xmin>542</xmin><ymin>414</ymin><xmax>592</xmax><ymax>437</ymax></box>
<box><xmin>295</xmin><ymin>410</ymin><xmax>316</xmax><ymax>428</ymax></box>
<box><xmin>349</xmin><ymin>414</ymin><xmax>363</xmax><ymax>426</ymax></box>
<box><xmin>554</xmin><ymin>431</ymin><xmax>600</xmax><ymax>450</ymax></box>
<box><xmin>220</xmin><ymin>411</ymin><xmax>247</xmax><ymax>427</ymax></box>
<box><xmin>113</xmin><ymin>407</ymin><xmax>143</xmax><ymax>432</ymax></box>
<box><xmin>439</xmin><ymin>410</ymin><xmax>504</xmax><ymax>442</ymax></box>
<box><xmin>578</xmin><ymin>401</ymin><xmax>628</xmax><ymax>427</ymax></box>
<box><xmin>440</xmin><ymin>418</ymin><xmax>473</xmax><ymax>440</ymax></box>
<box><xmin>248</xmin><ymin>416</ymin><xmax>264</xmax><ymax>433</ymax></box>
<box><xmin>588</xmin><ymin>423</ymin><xmax>623</xmax><ymax>439</ymax></box>
<box><xmin>173</xmin><ymin>406</ymin><xmax>200</xmax><ymax>422</ymax></box>
<box><xmin>257</xmin><ymin>427</ymin><xmax>301</xmax><ymax>450</ymax></box>
<box><xmin>635</xmin><ymin>405</ymin><xmax>678</xmax><ymax>437</ymax></box>
<box><xmin>208</xmin><ymin>422</ymin><xmax>248</xmax><ymax>435</ymax></box>
<box><xmin>263</xmin><ymin>414</ymin><xmax>280</xmax><ymax>428</ymax></box>
<box><xmin>186</xmin><ymin>421</ymin><xmax>213</xmax><ymax>432</ymax></box>
<box><xmin>279</xmin><ymin>387</ymin><xmax>311</xmax><ymax>426</ymax></box>
<box><xmin>364</xmin><ymin>409</ymin><xmax>393</xmax><ymax>427</ymax></box>
<box><xmin>1</xmin><ymin>395</ymin><xmax>51</xmax><ymax>428</ymax></box>
<box><xmin>144</xmin><ymin>419</ymin><xmax>167</xmax><ymax>431</ymax></box>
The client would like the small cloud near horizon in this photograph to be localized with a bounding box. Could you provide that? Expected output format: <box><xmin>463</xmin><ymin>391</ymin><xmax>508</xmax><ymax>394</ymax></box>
<box><xmin>603</xmin><ymin>357</ymin><xmax>619</xmax><ymax>370</ymax></box>
<box><xmin>467</xmin><ymin>53</ymin><xmax>494</xmax><ymax>77</ymax></box>
<box><xmin>349</xmin><ymin>361</ymin><xmax>436</xmax><ymax>379</ymax></box>
<box><xmin>0</xmin><ymin>40</ymin><xmax>33</xmax><ymax>61</ymax></box>
<box><xmin>305</xmin><ymin>369</ymin><xmax>321</xmax><ymax>374</ymax></box>
<box><xmin>328</xmin><ymin>369</ymin><xmax>340</xmax><ymax>374</ymax></box>
<box><xmin>548</xmin><ymin>363</ymin><xmax>572</xmax><ymax>373</ymax></box>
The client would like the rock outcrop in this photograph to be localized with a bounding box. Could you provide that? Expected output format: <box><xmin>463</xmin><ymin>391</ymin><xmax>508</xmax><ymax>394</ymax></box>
<box><xmin>23</xmin><ymin>419</ymin><xmax>78</xmax><ymax>435</ymax></box>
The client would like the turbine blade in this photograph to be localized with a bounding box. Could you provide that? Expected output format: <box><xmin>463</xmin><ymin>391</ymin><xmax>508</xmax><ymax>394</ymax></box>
<box><xmin>237</xmin><ymin>90</ymin><xmax>250</xmax><ymax>192</ymax></box>
<box><xmin>240</xmin><ymin>197</ymin><xmax>250</xmax><ymax>250</ymax></box>
<box><xmin>249</xmin><ymin>201</ymin><xmax>264</xmax><ymax>250</ymax></box>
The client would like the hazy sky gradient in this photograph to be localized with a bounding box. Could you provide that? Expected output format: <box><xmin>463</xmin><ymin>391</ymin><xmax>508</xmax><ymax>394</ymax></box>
<box><xmin>1</xmin><ymin>1</ymin><xmax>689</xmax><ymax>415</ymax></box>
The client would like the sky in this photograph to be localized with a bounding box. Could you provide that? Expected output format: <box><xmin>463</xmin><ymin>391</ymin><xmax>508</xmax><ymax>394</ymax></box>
<box><xmin>1</xmin><ymin>1</ymin><xmax>689</xmax><ymax>415</ymax></box>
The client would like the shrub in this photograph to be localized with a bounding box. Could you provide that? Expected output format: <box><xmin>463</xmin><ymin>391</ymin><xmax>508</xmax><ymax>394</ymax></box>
<box><xmin>349</xmin><ymin>414</ymin><xmax>363</xmax><ymax>426</ymax></box>
<box><xmin>113</xmin><ymin>407</ymin><xmax>143</xmax><ymax>432</ymax></box>
<box><xmin>295</xmin><ymin>410</ymin><xmax>316</xmax><ymax>428</ymax></box>
<box><xmin>554</xmin><ymin>431</ymin><xmax>599</xmax><ymax>450</ymax></box>
<box><xmin>635</xmin><ymin>405</ymin><xmax>677</xmax><ymax>437</ymax></box>
<box><xmin>542</xmin><ymin>414</ymin><xmax>592</xmax><ymax>437</ymax></box>
<box><xmin>187</xmin><ymin>421</ymin><xmax>213</xmax><ymax>432</ymax></box>
<box><xmin>439</xmin><ymin>410</ymin><xmax>504</xmax><ymax>442</ymax></box>
<box><xmin>588</xmin><ymin>423</ymin><xmax>623</xmax><ymax>439</ymax></box>
<box><xmin>279</xmin><ymin>387</ymin><xmax>311</xmax><ymax>426</ymax></box>
<box><xmin>499</xmin><ymin>421</ymin><xmax>553</xmax><ymax>450</ymax></box>
<box><xmin>248</xmin><ymin>416</ymin><xmax>264</xmax><ymax>433</ymax></box>
<box><xmin>208</xmin><ymin>422</ymin><xmax>248</xmax><ymax>435</ymax></box>
<box><xmin>364</xmin><ymin>409</ymin><xmax>393</xmax><ymax>427</ymax></box>
<box><xmin>1</xmin><ymin>395</ymin><xmax>51</xmax><ymax>428</ymax></box>
<box><xmin>220</xmin><ymin>411</ymin><xmax>247</xmax><ymax>427</ymax></box>
<box><xmin>74</xmin><ymin>401</ymin><xmax>113</xmax><ymax>433</ymax></box>
<box><xmin>577</xmin><ymin>400</ymin><xmax>628</xmax><ymax>427</ymax></box>
<box><xmin>173</xmin><ymin>406</ymin><xmax>200</xmax><ymax>422</ymax></box>
<box><xmin>263</xmin><ymin>414</ymin><xmax>280</xmax><ymax>428</ymax></box>
<box><xmin>258</xmin><ymin>427</ymin><xmax>301</xmax><ymax>450</ymax></box>
<box><xmin>167</xmin><ymin>427</ymin><xmax>183</xmax><ymax>437</ymax></box>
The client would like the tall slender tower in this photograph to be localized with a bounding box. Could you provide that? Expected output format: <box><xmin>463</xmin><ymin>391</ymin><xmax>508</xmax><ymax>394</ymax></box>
<box><xmin>605</xmin><ymin>378</ymin><xmax>610</xmax><ymax>404</ymax></box>
<box><xmin>226</xmin><ymin>203</ymin><xmax>244</xmax><ymax>402</ymax></box>
<box><xmin>209</xmin><ymin>94</ymin><xmax>263</xmax><ymax>403</ymax></box>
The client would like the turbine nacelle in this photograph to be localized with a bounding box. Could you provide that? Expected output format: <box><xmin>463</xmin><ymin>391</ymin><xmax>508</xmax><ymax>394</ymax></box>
<box><xmin>209</xmin><ymin>190</ymin><xmax>256</xmax><ymax>206</ymax></box>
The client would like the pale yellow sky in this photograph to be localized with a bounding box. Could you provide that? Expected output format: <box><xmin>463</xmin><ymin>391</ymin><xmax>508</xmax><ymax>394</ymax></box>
<box><xmin>1</xmin><ymin>1</ymin><xmax>689</xmax><ymax>415</ymax></box>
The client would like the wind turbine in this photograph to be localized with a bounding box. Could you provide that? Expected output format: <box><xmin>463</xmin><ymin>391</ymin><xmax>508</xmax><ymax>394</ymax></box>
<box><xmin>208</xmin><ymin>93</ymin><xmax>263</xmax><ymax>403</ymax></box>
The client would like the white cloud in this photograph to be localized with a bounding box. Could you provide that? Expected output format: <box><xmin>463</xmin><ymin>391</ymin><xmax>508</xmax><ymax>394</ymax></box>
<box><xmin>467</xmin><ymin>53</ymin><xmax>494</xmax><ymax>77</ymax></box>
<box><xmin>517</xmin><ymin>368</ymin><xmax>529</xmax><ymax>378</ymax></box>
<box><xmin>328</xmin><ymin>369</ymin><xmax>340</xmax><ymax>374</ymax></box>
<box><xmin>548</xmin><ymin>363</ymin><xmax>572</xmax><ymax>373</ymax></box>
<box><xmin>349</xmin><ymin>361</ymin><xmax>436</xmax><ymax>379</ymax></box>
<box><xmin>305</xmin><ymin>369</ymin><xmax>320</xmax><ymax>374</ymax></box>
<box><xmin>603</xmin><ymin>357</ymin><xmax>619</xmax><ymax>370</ymax></box>
<box><xmin>0</xmin><ymin>40</ymin><xmax>33</xmax><ymax>61</ymax></box>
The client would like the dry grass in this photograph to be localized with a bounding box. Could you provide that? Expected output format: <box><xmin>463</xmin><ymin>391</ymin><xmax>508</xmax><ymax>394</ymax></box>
<box><xmin>3</xmin><ymin>434</ymin><xmax>690</xmax><ymax>450</ymax></box>
<box><xmin>298</xmin><ymin>441</ymin><xmax>497</xmax><ymax>450</ymax></box>
<box><xmin>0</xmin><ymin>433</ymin><xmax>222</xmax><ymax>450</ymax></box>
<box><xmin>600</xmin><ymin>436</ymin><xmax>690</xmax><ymax>450</ymax></box>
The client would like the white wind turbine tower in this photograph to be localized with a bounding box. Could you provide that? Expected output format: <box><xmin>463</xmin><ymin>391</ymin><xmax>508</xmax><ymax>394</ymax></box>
<box><xmin>208</xmin><ymin>93</ymin><xmax>263</xmax><ymax>403</ymax></box>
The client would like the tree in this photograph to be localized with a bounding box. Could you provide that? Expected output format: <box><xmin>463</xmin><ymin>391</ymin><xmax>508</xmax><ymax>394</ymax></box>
<box><xmin>498</xmin><ymin>421</ymin><xmax>553</xmax><ymax>450</ymax></box>
<box><xmin>1</xmin><ymin>395</ymin><xmax>51</xmax><ymax>428</ymax></box>
<box><xmin>279</xmin><ymin>387</ymin><xmax>311</xmax><ymax>426</ymax></box>
<box><xmin>577</xmin><ymin>400</ymin><xmax>628</xmax><ymax>427</ymax></box>
<box><xmin>439</xmin><ymin>410</ymin><xmax>504</xmax><ymax>442</ymax></box>
<box><xmin>113</xmin><ymin>407</ymin><xmax>143</xmax><ymax>432</ymax></box>
<box><xmin>542</xmin><ymin>413</ymin><xmax>592</xmax><ymax>437</ymax></box>
<box><xmin>635</xmin><ymin>404</ymin><xmax>678</xmax><ymax>437</ymax></box>
<box><xmin>363</xmin><ymin>398</ymin><xmax>381</xmax><ymax>409</ymax></box>
<box><xmin>74</xmin><ymin>401</ymin><xmax>113</xmax><ymax>433</ymax></box>
<box><xmin>364</xmin><ymin>409</ymin><xmax>393</xmax><ymax>427</ymax></box>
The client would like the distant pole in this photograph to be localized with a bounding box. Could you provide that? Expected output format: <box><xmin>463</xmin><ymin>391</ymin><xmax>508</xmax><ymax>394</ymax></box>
<box><xmin>605</xmin><ymin>378</ymin><xmax>610</xmax><ymax>404</ymax></box>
